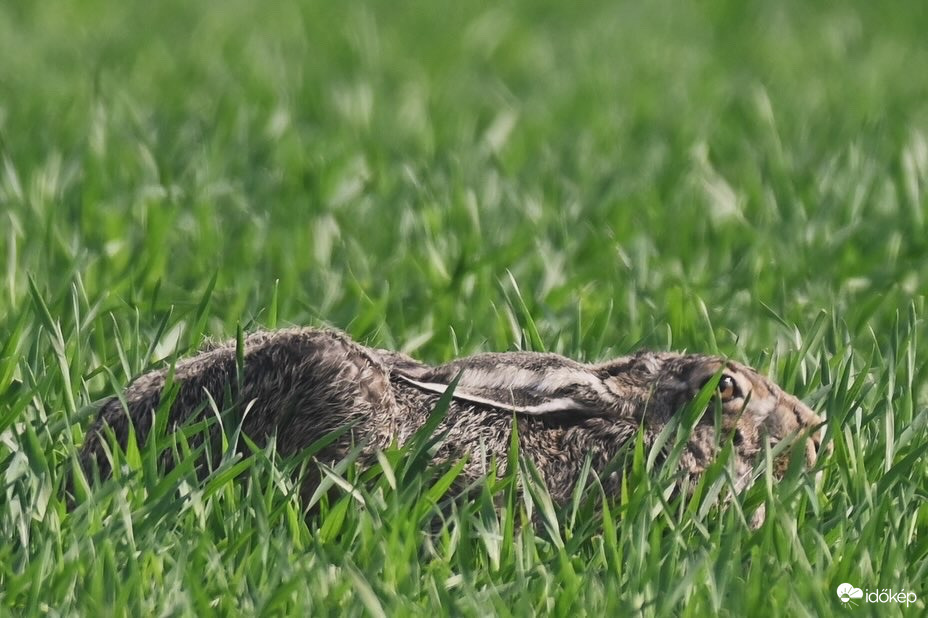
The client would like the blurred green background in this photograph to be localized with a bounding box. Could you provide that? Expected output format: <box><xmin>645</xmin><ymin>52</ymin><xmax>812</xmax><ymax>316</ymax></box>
<box><xmin>3</xmin><ymin>0</ymin><xmax>926</xmax><ymax>360</ymax></box>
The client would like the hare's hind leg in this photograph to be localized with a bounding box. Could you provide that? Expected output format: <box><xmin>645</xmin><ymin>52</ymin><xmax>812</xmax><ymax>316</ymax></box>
<box><xmin>243</xmin><ymin>329</ymin><xmax>397</xmax><ymax>457</ymax></box>
<box><xmin>77</xmin><ymin>328</ymin><xmax>394</xmax><ymax>492</ymax></box>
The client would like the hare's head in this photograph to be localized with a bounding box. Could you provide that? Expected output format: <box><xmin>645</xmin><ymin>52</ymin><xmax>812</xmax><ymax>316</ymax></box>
<box><xmin>392</xmin><ymin>346</ymin><xmax>829</xmax><ymax>514</ymax></box>
<box><xmin>598</xmin><ymin>352</ymin><xmax>829</xmax><ymax>486</ymax></box>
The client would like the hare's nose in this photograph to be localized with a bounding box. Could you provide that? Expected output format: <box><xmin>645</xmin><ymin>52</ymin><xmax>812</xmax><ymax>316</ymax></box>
<box><xmin>805</xmin><ymin>430</ymin><xmax>821</xmax><ymax>467</ymax></box>
<box><xmin>809</xmin><ymin>421</ymin><xmax>832</xmax><ymax>456</ymax></box>
<box><xmin>793</xmin><ymin>399</ymin><xmax>831</xmax><ymax>465</ymax></box>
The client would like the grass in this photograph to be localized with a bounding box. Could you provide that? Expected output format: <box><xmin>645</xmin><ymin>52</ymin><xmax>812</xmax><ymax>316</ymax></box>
<box><xmin>1</xmin><ymin>0</ymin><xmax>927</xmax><ymax>614</ymax></box>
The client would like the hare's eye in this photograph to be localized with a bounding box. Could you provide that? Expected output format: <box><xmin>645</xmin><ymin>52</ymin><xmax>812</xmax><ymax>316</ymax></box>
<box><xmin>718</xmin><ymin>375</ymin><xmax>739</xmax><ymax>402</ymax></box>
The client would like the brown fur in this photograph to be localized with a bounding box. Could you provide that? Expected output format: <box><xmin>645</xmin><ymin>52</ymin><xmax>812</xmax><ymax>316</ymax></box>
<box><xmin>77</xmin><ymin>328</ymin><xmax>828</xmax><ymax>519</ymax></box>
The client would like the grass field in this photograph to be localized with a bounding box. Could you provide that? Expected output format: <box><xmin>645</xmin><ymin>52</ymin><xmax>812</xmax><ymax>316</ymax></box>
<box><xmin>2</xmin><ymin>0</ymin><xmax>927</xmax><ymax>614</ymax></box>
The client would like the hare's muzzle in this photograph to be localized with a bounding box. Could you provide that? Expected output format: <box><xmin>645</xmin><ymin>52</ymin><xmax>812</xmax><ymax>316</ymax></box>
<box><xmin>763</xmin><ymin>393</ymin><xmax>830</xmax><ymax>471</ymax></box>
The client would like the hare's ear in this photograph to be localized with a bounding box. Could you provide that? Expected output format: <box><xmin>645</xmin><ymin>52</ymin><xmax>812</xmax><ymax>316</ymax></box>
<box><xmin>394</xmin><ymin>374</ymin><xmax>597</xmax><ymax>415</ymax></box>
<box><xmin>392</xmin><ymin>352</ymin><xmax>616</xmax><ymax>416</ymax></box>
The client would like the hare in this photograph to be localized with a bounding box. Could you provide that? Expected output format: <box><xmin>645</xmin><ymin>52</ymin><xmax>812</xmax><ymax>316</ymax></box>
<box><xmin>77</xmin><ymin>328</ymin><xmax>828</xmax><ymax>523</ymax></box>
